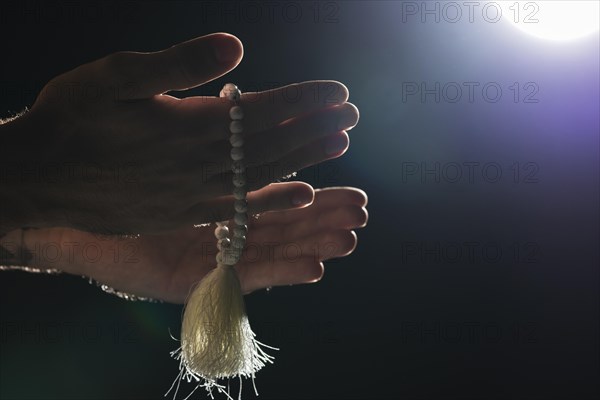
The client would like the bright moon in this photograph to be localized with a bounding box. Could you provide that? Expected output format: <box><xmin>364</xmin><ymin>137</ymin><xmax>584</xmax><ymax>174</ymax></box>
<box><xmin>501</xmin><ymin>1</ymin><xmax>600</xmax><ymax>41</ymax></box>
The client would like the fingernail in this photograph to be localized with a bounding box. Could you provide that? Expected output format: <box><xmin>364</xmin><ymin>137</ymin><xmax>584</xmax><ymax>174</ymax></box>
<box><xmin>292</xmin><ymin>191</ymin><xmax>312</xmax><ymax>206</ymax></box>
<box><xmin>214</xmin><ymin>37</ymin><xmax>240</xmax><ymax>64</ymax></box>
<box><xmin>325</xmin><ymin>135</ymin><xmax>348</xmax><ymax>156</ymax></box>
<box><xmin>337</xmin><ymin>108</ymin><xmax>359</xmax><ymax>131</ymax></box>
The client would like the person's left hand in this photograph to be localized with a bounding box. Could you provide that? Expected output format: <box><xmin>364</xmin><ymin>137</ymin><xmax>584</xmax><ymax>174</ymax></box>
<box><xmin>0</xmin><ymin>33</ymin><xmax>358</xmax><ymax>235</ymax></box>
<box><xmin>18</xmin><ymin>187</ymin><xmax>367</xmax><ymax>303</ymax></box>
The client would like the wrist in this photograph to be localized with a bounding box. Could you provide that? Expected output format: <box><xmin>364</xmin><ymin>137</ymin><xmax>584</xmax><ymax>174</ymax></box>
<box><xmin>0</xmin><ymin>112</ymin><xmax>47</xmax><ymax>231</ymax></box>
<box><xmin>0</xmin><ymin>228</ymin><xmax>31</xmax><ymax>267</ymax></box>
<box><xmin>0</xmin><ymin>227</ymin><xmax>65</xmax><ymax>275</ymax></box>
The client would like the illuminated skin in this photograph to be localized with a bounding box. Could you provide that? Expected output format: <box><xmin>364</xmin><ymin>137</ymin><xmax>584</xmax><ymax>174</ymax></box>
<box><xmin>15</xmin><ymin>187</ymin><xmax>368</xmax><ymax>304</ymax></box>
<box><xmin>0</xmin><ymin>33</ymin><xmax>367</xmax><ymax>302</ymax></box>
<box><xmin>0</xmin><ymin>33</ymin><xmax>359</xmax><ymax>234</ymax></box>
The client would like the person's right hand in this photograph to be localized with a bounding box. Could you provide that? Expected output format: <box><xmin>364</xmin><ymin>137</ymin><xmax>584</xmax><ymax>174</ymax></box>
<box><xmin>16</xmin><ymin>187</ymin><xmax>368</xmax><ymax>304</ymax></box>
<box><xmin>2</xmin><ymin>33</ymin><xmax>358</xmax><ymax>234</ymax></box>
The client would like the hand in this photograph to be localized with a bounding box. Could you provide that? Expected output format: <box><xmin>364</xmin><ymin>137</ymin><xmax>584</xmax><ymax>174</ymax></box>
<box><xmin>1</xmin><ymin>33</ymin><xmax>358</xmax><ymax>234</ymax></box>
<box><xmin>20</xmin><ymin>187</ymin><xmax>368</xmax><ymax>303</ymax></box>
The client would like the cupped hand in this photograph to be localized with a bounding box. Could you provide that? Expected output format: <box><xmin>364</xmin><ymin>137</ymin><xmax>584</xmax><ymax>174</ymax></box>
<box><xmin>21</xmin><ymin>187</ymin><xmax>368</xmax><ymax>303</ymax></box>
<box><xmin>8</xmin><ymin>33</ymin><xmax>358</xmax><ymax>234</ymax></box>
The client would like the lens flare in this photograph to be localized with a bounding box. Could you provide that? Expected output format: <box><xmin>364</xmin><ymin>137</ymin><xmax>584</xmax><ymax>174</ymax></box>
<box><xmin>501</xmin><ymin>1</ymin><xmax>599</xmax><ymax>41</ymax></box>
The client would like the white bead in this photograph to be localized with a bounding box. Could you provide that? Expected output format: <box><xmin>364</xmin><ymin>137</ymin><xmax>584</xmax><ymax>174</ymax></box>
<box><xmin>233</xmin><ymin>187</ymin><xmax>247</xmax><ymax>200</ymax></box>
<box><xmin>230</xmin><ymin>120</ymin><xmax>243</xmax><ymax>134</ymax></box>
<box><xmin>220</xmin><ymin>83</ymin><xmax>240</xmax><ymax>101</ymax></box>
<box><xmin>229</xmin><ymin>106</ymin><xmax>244</xmax><ymax>120</ymax></box>
<box><xmin>234</xmin><ymin>212</ymin><xmax>248</xmax><ymax>225</ymax></box>
<box><xmin>231</xmin><ymin>160</ymin><xmax>245</xmax><ymax>174</ymax></box>
<box><xmin>217</xmin><ymin>238</ymin><xmax>231</xmax><ymax>250</ymax></box>
<box><xmin>231</xmin><ymin>236</ymin><xmax>246</xmax><ymax>250</ymax></box>
<box><xmin>229</xmin><ymin>133</ymin><xmax>244</xmax><ymax>147</ymax></box>
<box><xmin>221</xmin><ymin>83</ymin><xmax>237</xmax><ymax>93</ymax></box>
<box><xmin>220</xmin><ymin>83</ymin><xmax>249</xmax><ymax>264</ymax></box>
<box><xmin>233</xmin><ymin>225</ymin><xmax>247</xmax><ymax>237</ymax></box>
<box><xmin>234</xmin><ymin>199</ymin><xmax>248</xmax><ymax>213</ymax></box>
<box><xmin>227</xmin><ymin>91</ymin><xmax>240</xmax><ymax>102</ymax></box>
<box><xmin>214</xmin><ymin>225</ymin><xmax>229</xmax><ymax>239</ymax></box>
<box><xmin>231</xmin><ymin>147</ymin><xmax>244</xmax><ymax>161</ymax></box>
<box><xmin>233</xmin><ymin>174</ymin><xmax>246</xmax><ymax>188</ymax></box>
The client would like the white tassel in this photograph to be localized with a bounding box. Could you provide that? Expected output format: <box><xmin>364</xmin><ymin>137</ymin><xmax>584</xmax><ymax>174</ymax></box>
<box><xmin>168</xmin><ymin>83</ymin><xmax>277</xmax><ymax>399</ymax></box>
<box><xmin>168</xmin><ymin>266</ymin><xmax>277</xmax><ymax>400</ymax></box>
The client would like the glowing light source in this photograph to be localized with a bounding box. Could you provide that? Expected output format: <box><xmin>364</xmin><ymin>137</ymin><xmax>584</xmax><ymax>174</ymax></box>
<box><xmin>501</xmin><ymin>1</ymin><xmax>600</xmax><ymax>41</ymax></box>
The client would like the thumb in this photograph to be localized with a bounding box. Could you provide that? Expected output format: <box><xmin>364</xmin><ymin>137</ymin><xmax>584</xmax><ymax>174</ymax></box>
<box><xmin>96</xmin><ymin>32</ymin><xmax>244</xmax><ymax>99</ymax></box>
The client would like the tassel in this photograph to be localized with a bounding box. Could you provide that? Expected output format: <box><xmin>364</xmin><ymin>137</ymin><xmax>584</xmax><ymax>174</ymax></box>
<box><xmin>168</xmin><ymin>263</ymin><xmax>276</xmax><ymax>399</ymax></box>
<box><xmin>168</xmin><ymin>83</ymin><xmax>276</xmax><ymax>400</ymax></box>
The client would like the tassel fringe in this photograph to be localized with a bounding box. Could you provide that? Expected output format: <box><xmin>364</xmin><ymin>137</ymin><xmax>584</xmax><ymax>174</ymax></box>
<box><xmin>167</xmin><ymin>265</ymin><xmax>277</xmax><ymax>400</ymax></box>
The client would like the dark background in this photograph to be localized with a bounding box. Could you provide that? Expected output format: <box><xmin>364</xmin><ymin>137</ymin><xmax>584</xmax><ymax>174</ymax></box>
<box><xmin>0</xmin><ymin>1</ymin><xmax>598</xmax><ymax>399</ymax></box>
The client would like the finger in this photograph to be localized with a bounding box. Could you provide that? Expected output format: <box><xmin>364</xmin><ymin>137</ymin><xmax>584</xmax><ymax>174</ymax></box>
<box><xmin>255</xmin><ymin>130</ymin><xmax>350</xmax><ymax>182</ymax></box>
<box><xmin>206</xmin><ymin>131</ymin><xmax>349</xmax><ymax>194</ymax></box>
<box><xmin>284</xmin><ymin>229</ymin><xmax>358</xmax><ymax>261</ymax></box>
<box><xmin>244</xmin><ymin>229</ymin><xmax>357</xmax><ymax>264</ymax></box>
<box><xmin>172</xmin><ymin>80</ymin><xmax>350</xmax><ymax>139</ymax></box>
<box><xmin>96</xmin><ymin>33</ymin><xmax>243</xmax><ymax>99</ymax></box>
<box><xmin>249</xmin><ymin>205</ymin><xmax>368</xmax><ymax>243</ymax></box>
<box><xmin>238</xmin><ymin>229</ymin><xmax>357</xmax><ymax>293</ymax></box>
<box><xmin>253</xmin><ymin>187</ymin><xmax>368</xmax><ymax>226</ymax></box>
<box><xmin>313</xmin><ymin>186</ymin><xmax>369</xmax><ymax>207</ymax></box>
<box><xmin>237</xmin><ymin>258</ymin><xmax>324</xmax><ymax>294</ymax></box>
<box><xmin>242</xmin><ymin>81</ymin><xmax>350</xmax><ymax>134</ymax></box>
<box><xmin>243</xmin><ymin>102</ymin><xmax>359</xmax><ymax>164</ymax></box>
<box><xmin>178</xmin><ymin>182</ymin><xmax>315</xmax><ymax>223</ymax></box>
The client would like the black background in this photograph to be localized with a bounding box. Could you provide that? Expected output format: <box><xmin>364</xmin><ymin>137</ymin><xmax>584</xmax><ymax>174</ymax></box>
<box><xmin>1</xmin><ymin>1</ymin><xmax>598</xmax><ymax>399</ymax></box>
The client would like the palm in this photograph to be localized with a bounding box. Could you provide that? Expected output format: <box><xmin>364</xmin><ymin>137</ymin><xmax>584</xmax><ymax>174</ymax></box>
<box><xmin>31</xmin><ymin>188</ymin><xmax>367</xmax><ymax>303</ymax></box>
